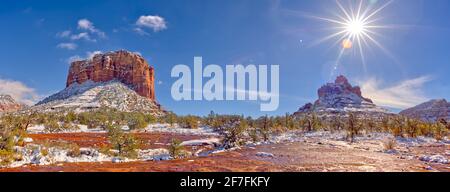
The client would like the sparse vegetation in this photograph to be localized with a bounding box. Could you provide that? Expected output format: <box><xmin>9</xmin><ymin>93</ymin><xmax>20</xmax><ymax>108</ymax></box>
<box><xmin>168</xmin><ymin>138</ymin><xmax>184</xmax><ymax>159</ymax></box>
<box><xmin>106</xmin><ymin>123</ymin><xmax>141</xmax><ymax>158</ymax></box>
<box><xmin>383</xmin><ymin>138</ymin><xmax>397</xmax><ymax>151</ymax></box>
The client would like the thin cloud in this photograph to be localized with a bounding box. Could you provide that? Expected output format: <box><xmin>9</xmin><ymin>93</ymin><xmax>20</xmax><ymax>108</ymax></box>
<box><xmin>56</xmin><ymin>30</ymin><xmax>72</xmax><ymax>38</ymax></box>
<box><xmin>56</xmin><ymin>19</ymin><xmax>106</xmax><ymax>45</ymax></box>
<box><xmin>0</xmin><ymin>78</ymin><xmax>41</xmax><ymax>105</ymax></box>
<box><xmin>57</xmin><ymin>43</ymin><xmax>77</xmax><ymax>50</ymax></box>
<box><xmin>78</xmin><ymin>19</ymin><xmax>106</xmax><ymax>38</ymax></box>
<box><xmin>70</xmin><ymin>32</ymin><xmax>96</xmax><ymax>42</ymax></box>
<box><xmin>133</xmin><ymin>27</ymin><xmax>150</xmax><ymax>36</ymax></box>
<box><xmin>359</xmin><ymin>76</ymin><xmax>432</xmax><ymax>109</ymax></box>
<box><xmin>136</xmin><ymin>15</ymin><xmax>167</xmax><ymax>33</ymax></box>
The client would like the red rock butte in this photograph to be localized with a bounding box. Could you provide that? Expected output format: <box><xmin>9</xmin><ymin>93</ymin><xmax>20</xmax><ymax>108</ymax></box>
<box><xmin>66</xmin><ymin>50</ymin><xmax>155</xmax><ymax>100</ymax></box>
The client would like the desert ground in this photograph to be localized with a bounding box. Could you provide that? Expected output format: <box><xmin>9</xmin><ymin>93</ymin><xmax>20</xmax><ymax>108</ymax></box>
<box><xmin>1</xmin><ymin>126</ymin><xmax>448</xmax><ymax>172</ymax></box>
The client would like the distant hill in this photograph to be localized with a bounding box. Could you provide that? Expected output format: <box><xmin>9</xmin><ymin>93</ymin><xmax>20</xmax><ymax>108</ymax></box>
<box><xmin>400</xmin><ymin>99</ymin><xmax>449</xmax><ymax>122</ymax></box>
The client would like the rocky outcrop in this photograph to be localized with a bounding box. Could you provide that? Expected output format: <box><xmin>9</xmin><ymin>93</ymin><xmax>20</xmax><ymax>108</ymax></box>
<box><xmin>34</xmin><ymin>81</ymin><xmax>163</xmax><ymax>115</ymax></box>
<box><xmin>294</xmin><ymin>75</ymin><xmax>388</xmax><ymax>117</ymax></box>
<box><xmin>35</xmin><ymin>50</ymin><xmax>164</xmax><ymax>115</ymax></box>
<box><xmin>400</xmin><ymin>99</ymin><xmax>450</xmax><ymax>122</ymax></box>
<box><xmin>0</xmin><ymin>95</ymin><xmax>23</xmax><ymax>113</ymax></box>
<box><xmin>66</xmin><ymin>50</ymin><xmax>155</xmax><ymax>100</ymax></box>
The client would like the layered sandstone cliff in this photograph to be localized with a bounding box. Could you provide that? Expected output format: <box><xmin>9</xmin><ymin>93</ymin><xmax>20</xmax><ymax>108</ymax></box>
<box><xmin>66</xmin><ymin>50</ymin><xmax>155</xmax><ymax>100</ymax></box>
<box><xmin>36</xmin><ymin>50</ymin><xmax>163</xmax><ymax>115</ymax></box>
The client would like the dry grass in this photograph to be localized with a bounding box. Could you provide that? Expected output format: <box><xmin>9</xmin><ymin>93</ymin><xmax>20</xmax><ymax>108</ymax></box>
<box><xmin>383</xmin><ymin>138</ymin><xmax>397</xmax><ymax>151</ymax></box>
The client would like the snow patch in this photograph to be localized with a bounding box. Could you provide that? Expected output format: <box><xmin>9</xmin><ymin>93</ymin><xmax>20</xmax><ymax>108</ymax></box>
<box><xmin>419</xmin><ymin>155</ymin><xmax>449</xmax><ymax>164</ymax></box>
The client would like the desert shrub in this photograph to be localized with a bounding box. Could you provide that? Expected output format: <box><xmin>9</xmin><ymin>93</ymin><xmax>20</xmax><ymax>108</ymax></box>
<box><xmin>77</xmin><ymin>112</ymin><xmax>89</xmax><ymax>125</ymax></box>
<box><xmin>106</xmin><ymin>124</ymin><xmax>140</xmax><ymax>158</ymax></box>
<box><xmin>64</xmin><ymin>111</ymin><xmax>77</xmax><ymax>123</ymax></box>
<box><xmin>432</xmin><ymin>122</ymin><xmax>447</xmax><ymax>141</ymax></box>
<box><xmin>34</xmin><ymin>113</ymin><xmax>49</xmax><ymax>125</ymax></box>
<box><xmin>0</xmin><ymin>149</ymin><xmax>14</xmax><ymax>166</ymax></box>
<box><xmin>381</xmin><ymin>117</ymin><xmax>391</xmax><ymax>133</ymax></box>
<box><xmin>222</xmin><ymin>118</ymin><xmax>248</xmax><ymax>148</ymax></box>
<box><xmin>41</xmin><ymin>148</ymin><xmax>49</xmax><ymax>157</ymax></box>
<box><xmin>127</xmin><ymin>113</ymin><xmax>148</xmax><ymax>130</ymax></box>
<box><xmin>391</xmin><ymin>117</ymin><xmax>405</xmax><ymax>137</ymax></box>
<box><xmin>249</xmin><ymin>128</ymin><xmax>260</xmax><ymax>143</ymax></box>
<box><xmin>161</xmin><ymin>112</ymin><xmax>177</xmax><ymax>127</ymax></box>
<box><xmin>66</xmin><ymin>143</ymin><xmax>81</xmax><ymax>157</ymax></box>
<box><xmin>179</xmin><ymin>115</ymin><xmax>199</xmax><ymax>129</ymax></box>
<box><xmin>44</xmin><ymin>118</ymin><xmax>61</xmax><ymax>133</ymax></box>
<box><xmin>168</xmin><ymin>138</ymin><xmax>184</xmax><ymax>159</ymax></box>
<box><xmin>365</xmin><ymin>119</ymin><xmax>379</xmax><ymax>133</ymax></box>
<box><xmin>345</xmin><ymin>113</ymin><xmax>362</xmax><ymax>143</ymax></box>
<box><xmin>0</xmin><ymin>116</ymin><xmax>30</xmax><ymax>165</ymax></box>
<box><xmin>299</xmin><ymin>114</ymin><xmax>322</xmax><ymax>132</ymax></box>
<box><xmin>330</xmin><ymin>116</ymin><xmax>344</xmax><ymax>132</ymax></box>
<box><xmin>405</xmin><ymin>118</ymin><xmax>419</xmax><ymax>138</ymax></box>
<box><xmin>260</xmin><ymin>116</ymin><xmax>271</xmax><ymax>142</ymax></box>
<box><xmin>144</xmin><ymin>114</ymin><xmax>157</xmax><ymax>124</ymax></box>
<box><xmin>383</xmin><ymin>138</ymin><xmax>397</xmax><ymax>151</ymax></box>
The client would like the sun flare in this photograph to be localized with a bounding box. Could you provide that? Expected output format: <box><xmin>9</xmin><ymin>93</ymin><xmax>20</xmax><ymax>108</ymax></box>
<box><xmin>311</xmin><ymin>0</ymin><xmax>393</xmax><ymax>74</ymax></box>
<box><xmin>345</xmin><ymin>19</ymin><xmax>365</xmax><ymax>36</ymax></box>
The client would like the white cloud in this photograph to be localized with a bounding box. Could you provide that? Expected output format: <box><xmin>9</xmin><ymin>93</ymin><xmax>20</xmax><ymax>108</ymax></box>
<box><xmin>56</xmin><ymin>30</ymin><xmax>71</xmax><ymax>38</ymax></box>
<box><xmin>78</xmin><ymin>19</ymin><xmax>94</xmax><ymax>31</ymax></box>
<box><xmin>56</xmin><ymin>19</ymin><xmax>106</xmax><ymax>45</ymax></box>
<box><xmin>0</xmin><ymin>78</ymin><xmax>40</xmax><ymax>105</ymax></box>
<box><xmin>133</xmin><ymin>27</ymin><xmax>150</xmax><ymax>36</ymax></box>
<box><xmin>57</xmin><ymin>43</ymin><xmax>77</xmax><ymax>50</ymax></box>
<box><xmin>359</xmin><ymin>76</ymin><xmax>432</xmax><ymax>109</ymax></box>
<box><xmin>70</xmin><ymin>32</ymin><xmax>96</xmax><ymax>42</ymax></box>
<box><xmin>78</xmin><ymin>19</ymin><xmax>106</xmax><ymax>38</ymax></box>
<box><xmin>136</xmin><ymin>15</ymin><xmax>167</xmax><ymax>32</ymax></box>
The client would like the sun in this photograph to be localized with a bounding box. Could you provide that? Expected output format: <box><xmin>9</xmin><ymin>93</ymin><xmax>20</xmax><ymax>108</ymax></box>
<box><xmin>311</xmin><ymin>0</ymin><xmax>393</xmax><ymax>74</ymax></box>
<box><xmin>346</xmin><ymin>19</ymin><xmax>365</xmax><ymax>36</ymax></box>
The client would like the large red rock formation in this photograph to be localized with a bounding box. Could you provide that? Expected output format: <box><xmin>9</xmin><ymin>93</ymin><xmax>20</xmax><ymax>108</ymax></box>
<box><xmin>317</xmin><ymin>75</ymin><xmax>373</xmax><ymax>103</ymax></box>
<box><xmin>294</xmin><ymin>75</ymin><xmax>388</xmax><ymax>116</ymax></box>
<box><xmin>66</xmin><ymin>50</ymin><xmax>155</xmax><ymax>100</ymax></box>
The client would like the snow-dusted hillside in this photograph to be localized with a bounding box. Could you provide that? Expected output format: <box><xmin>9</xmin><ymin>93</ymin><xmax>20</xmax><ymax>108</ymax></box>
<box><xmin>33</xmin><ymin>80</ymin><xmax>164</xmax><ymax>115</ymax></box>
<box><xmin>400</xmin><ymin>99</ymin><xmax>450</xmax><ymax>122</ymax></box>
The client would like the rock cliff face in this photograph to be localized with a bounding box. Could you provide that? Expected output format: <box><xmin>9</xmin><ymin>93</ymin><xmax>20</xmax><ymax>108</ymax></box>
<box><xmin>400</xmin><ymin>99</ymin><xmax>450</xmax><ymax>122</ymax></box>
<box><xmin>0</xmin><ymin>95</ymin><xmax>23</xmax><ymax>113</ymax></box>
<box><xmin>294</xmin><ymin>75</ymin><xmax>388</xmax><ymax>117</ymax></box>
<box><xmin>35</xmin><ymin>50</ymin><xmax>164</xmax><ymax>115</ymax></box>
<box><xmin>66</xmin><ymin>50</ymin><xmax>155</xmax><ymax>100</ymax></box>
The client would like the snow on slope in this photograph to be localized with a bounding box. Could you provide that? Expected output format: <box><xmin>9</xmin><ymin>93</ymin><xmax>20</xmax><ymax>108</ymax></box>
<box><xmin>400</xmin><ymin>99</ymin><xmax>450</xmax><ymax>122</ymax></box>
<box><xmin>33</xmin><ymin>80</ymin><xmax>163</xmax><ymax>114</ymax></box>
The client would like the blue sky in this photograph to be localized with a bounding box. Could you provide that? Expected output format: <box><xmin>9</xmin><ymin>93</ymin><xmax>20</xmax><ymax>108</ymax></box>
<box><xmin>0</xmin><ymin>0</ymin><xmax>449</xmax><ymax>117</ymax></box>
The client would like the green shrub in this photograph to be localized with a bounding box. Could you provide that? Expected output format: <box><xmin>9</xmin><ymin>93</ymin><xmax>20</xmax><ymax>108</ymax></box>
<box><xmin>44</xmin><ymin>119</ymin><xmax>61</xmax><ymax>133</ymax></box>
<box><xmin>127</xmin><ymin>113</ymin><xmax>148</xmax><ymax>130</ymax></box>
<box><xmin>179</xmin><ymin>115</ymin><xmax>199</xmax><ymax>129</ymax></box>
<box><xmin>106</xmin><ymin>124</ymin><xmax>140</xmax><ymax>158</ymax></box>
<box><xmin>168</xmin><ymin>139</ymin><xmax>184</xmax><ymax>159</ymax></box>
<box><xmin>345</xmin><ymin>113</ymin><xmax>362</xmax><ymax>143</ymax></box>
